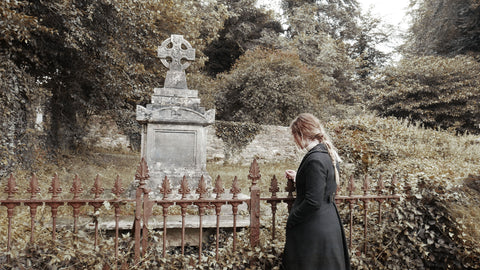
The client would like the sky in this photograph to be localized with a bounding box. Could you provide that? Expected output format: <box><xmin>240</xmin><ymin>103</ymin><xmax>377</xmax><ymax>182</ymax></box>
<box><xmin>359</xmin><ymin>0</ymin><xmax>410</xmax><ymax>30</ymax></box>
<box><xmin>255</xmin><ymin>0</ymin><xmax>411</xmax><ymax>55</ymax></box>
<box><xmin>255</xmin><ymin>0</ymin><xmax>410</xmax><ymax>27</ymax></box>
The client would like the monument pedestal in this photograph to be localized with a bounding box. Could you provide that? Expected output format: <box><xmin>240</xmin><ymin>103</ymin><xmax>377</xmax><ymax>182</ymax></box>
<box><xmin>137</xmin><ymin>87</ymin><xmax>214</xmax><ymax>193</ymax></box>
<box><xmin>136</xmin><ymin>35</ymin><xmax>214</xmax><ymax>194</ymax></box>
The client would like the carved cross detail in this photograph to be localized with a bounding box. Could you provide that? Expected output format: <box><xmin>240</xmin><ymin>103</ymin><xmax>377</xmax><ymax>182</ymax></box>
<box><xmin>157</xmin><ymin>34</ymin><xmax>195</xmax><ymax>89</ymax></box>
<box><xmin>158</xmin><ymin>34</ymin><xmax>195</xmax><ymax>71</ymax></box>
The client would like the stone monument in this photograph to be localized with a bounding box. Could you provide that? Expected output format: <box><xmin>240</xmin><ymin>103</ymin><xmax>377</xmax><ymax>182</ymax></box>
<box><xmin>136</xmin><ymin>34</ymin><xmax>215</xmax><ymax>193</ymax></box>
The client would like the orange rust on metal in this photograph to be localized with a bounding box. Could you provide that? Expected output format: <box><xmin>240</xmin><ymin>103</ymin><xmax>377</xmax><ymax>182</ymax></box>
<box><xmin>213</xmin><ymin>200</ymin><xmax>224</xmax><ymax>260</ymax></box>
<box><xmin>230</xmin><ymin>176</ymin><xmax>241</xmax><ymax>199</ymax></box>
<box><xmin>195</xmin><ymin>201</ymin><xmax>209</xmax><ymax>259</ymax></box>
<box><xmin>158</xmin><ymin>201</ymin><xmax>174</xmax><ymax>257</ymax></box>
<box><xmin>213</xmin><ymin>175</ymin><xmax>225</xmax><ymax>199</ymax></box>
<box><xmin>49</xmin><ymin>173</ymin><xmax>62</xmax><ymax>199</ymax></box>
<box><xmin>248</xmin><ymin>159</ymin><xmax>261</xmax><ymax>247</ymax></box>
<box><xmin>362</xmin><ymin>175</ymin><xmax>370</xmax><ymax>254</ymax></box>
<box><xmin>248</xmin><ymin>159</ymin><xmax>261</xmax><ymax>186</ymax></box>
<box><xmin>134</xmin><ymin>157</ymin><xmax>150</xmax><ymax>263</ymax></box>
<box><xmin>178</xmin><ymin>201</ymin><xmax>190</xmax><ymax>255</ymax></box>
<box><xmin>0</xmin><ymin>158</ymin><xmax>406</xmax><ymax>265</ymax></box>
<box><xmin>230</xmin><ymin>201</ymin><xmax>241</xmax><ymax>251</ymax></box>
<box><xmin>160</xmin><ymin>176</ymin><xmax>172</xmax><ymax>199</ymax></box>
<box><xmin>111</xmin><ymin>175</ymin><xmax>125</xmax><ymax>197</ymax></box>
<box><xmin>178</xmin><ymin>176</ymin><xmax>190</xmax><ymax>199</ymax></box>
<box><xmin>376</xmin><ymin>176</ymin><xmax>386</xmax><ymax>224</ymax></box>
<box><xmin>196</xmin><ymin>175</ymin><xmax>208</xmax><ymax>200</ymax></box>
<box><xmin>91</xmin><ymin>174</ymin><xmax>104</xmax><ymax>199</ymax></box>
<box><xmin>70</xmin><ymin>174</ymin><xmax>83</xmax><ymax>200</ymax></box>
<box><xmin>5</xmin><ymin>173</ymin><xmax>18</xmax><ymax>199</ymax></box>
<box><xmin>26</xmin><ymin>175</ymin><xmax>42</xmax><ymax>244</ymax></box>
<box><xmin>112</xmin><ymin>201</ymin><xmax>124</xmax><ymax>261</ymax></box>
<box><xmin>268</xmin><ymin>175</ymin><xmax>280</xmax><ymax>239</ymax></box>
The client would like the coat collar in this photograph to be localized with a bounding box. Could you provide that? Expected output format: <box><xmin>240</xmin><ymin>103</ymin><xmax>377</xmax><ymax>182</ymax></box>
<box><xmin>307</xmin><ymin>143</ymin><xmax>328</xmax><ymax>154</ymax></box>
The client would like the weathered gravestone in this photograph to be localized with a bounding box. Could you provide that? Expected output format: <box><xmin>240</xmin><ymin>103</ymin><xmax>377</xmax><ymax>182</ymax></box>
<box><xmin>136</xmin><ymin>34</ymin><xmax>215</xmax><ymax>194</ymax></box>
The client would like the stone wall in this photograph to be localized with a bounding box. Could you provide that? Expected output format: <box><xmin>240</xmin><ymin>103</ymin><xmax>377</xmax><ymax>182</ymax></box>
<box><xmin>206</xmin><ymin>125</ymin><xmax>302</xmax><ymax>165</ymax></box>
<box><xmin>83</xmin><ymin>115</ymin><xmax>132</xmax><ymax>152</ymax></box>
<box><xmin>84</xmin><ymin>119</ymin><xmax>302</xmax><ymax>165</ymax></box>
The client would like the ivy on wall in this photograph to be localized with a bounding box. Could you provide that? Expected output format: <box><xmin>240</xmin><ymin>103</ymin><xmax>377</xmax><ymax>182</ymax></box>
<box><xmin>214</xmin><ymin>121</ymin><xmax>261</xmax><ymax>160</ymax></box>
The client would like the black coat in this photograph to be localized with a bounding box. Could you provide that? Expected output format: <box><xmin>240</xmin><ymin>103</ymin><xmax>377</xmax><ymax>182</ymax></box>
<box><xmin>282</xmin><ymin>144</ymin><xmax>351</xmax><ymax>270</ymax></box>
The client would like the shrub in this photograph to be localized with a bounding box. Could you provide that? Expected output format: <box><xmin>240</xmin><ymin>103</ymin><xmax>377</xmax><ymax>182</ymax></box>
<box><xmin>371</xmin><ymin>55</ymin><xmax>480</xmax><ymax>134</ymax></box>
<box><xmin>215</xmin><ymin>48</ymin><xmax>332</xmax><ymax>126</ymax></box>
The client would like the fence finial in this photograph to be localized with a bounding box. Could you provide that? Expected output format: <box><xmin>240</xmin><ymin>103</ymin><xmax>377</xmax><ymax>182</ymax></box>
<box><xmin>269</xmin><ymin>175</ymin><xmax>279</xmax><ymax>198</ymax></box>
<box><xmin>5</xmin><ymin>173</ymin><xmax>18</xmax><ymax>199</ymax></box>
<box><xmin>70</xmin><ymin>174</ymin><xmax>84</xmax><ymax>199</ymax></box>
<box><xmin>91</xmin><ymin>174</ymin><xmax>104</xmax><ymax>199</ymax></box>
<box><xmin>377</xmin><ymin>176</ymin><xmax>385</xmax><ymax>195</ymax></box>
<box><xmin>348</xmin><ymin>175</ymin><xmax>355</xmax><ymax>196</ymax></box>
<box><xmin>160</xmin><ymin>176</ymin><xmax>172</xmax><ymax>199</ymax></box>
<box><xmin>391</xmin><ymin>175</ymin><xmax>398</xmax><ymax>195</ymax></box>
<box><xmin>49</xmin><ymin>173</ymin><xmax>62</xmax><ymax>199</ymax></box>
<box><xmin>196</xmin><ymin>175</ymin><xmax>208</xmax><ymax>199</ymax></box>
<box><xmin>230</xmin><ymin>176</ymin><xmax>241</xmax><ymax>199</ymax></box>
<box><xmin>135</xmin><ymin>158</ymin><xmax>150</xmax><ymax>183</ymax></box>
<box><xmin>213</xmin><ymin>175</ymin><xmax>225</xmax><ymax>199</ymax></box>
<box><xmin>248</xmin><ymin>159</ymin><xmax>261</xmax><ymax>186</ymax></box>
<box><xmin>179</xmin><ymin>176</ymin><xmax>190</xmax><ymax>199</ymax></box>
<box><xmin>28</xmin><ymin>173</ymin><xmax>40</xmax><ymax>199</ymax></box>
<box><xmin>112</xmin><ymin>175</ymin><xmax>125</xmax><ymax>197</ymax></box>
<box><xmin>362</xmin><ymin>175</ymin><xmax>370</xmax><ymax>195</ymax></box>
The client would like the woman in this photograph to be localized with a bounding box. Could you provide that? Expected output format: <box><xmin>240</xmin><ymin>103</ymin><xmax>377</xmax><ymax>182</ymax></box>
<box><xmin>282</xmin><ymin>113</ymin><xmax>350</xmax><ymax>270</ymax></box>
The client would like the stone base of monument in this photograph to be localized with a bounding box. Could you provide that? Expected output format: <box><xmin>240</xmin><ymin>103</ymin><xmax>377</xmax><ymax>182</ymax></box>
<box><xmin>56</xmin><ymin>194</ymin><xmax>250</xmax><ymax>247</ymax></box>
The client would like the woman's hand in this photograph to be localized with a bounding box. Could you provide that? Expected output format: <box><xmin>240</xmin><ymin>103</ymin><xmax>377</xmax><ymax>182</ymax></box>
<box><xmin>285</xmin><ymin>170</ymin><xmax>296</xmax><ymax>181</ymax></box>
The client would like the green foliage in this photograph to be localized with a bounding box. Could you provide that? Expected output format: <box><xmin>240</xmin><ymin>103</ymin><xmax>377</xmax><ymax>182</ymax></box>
<box><xmin>204</xmin><ymin>0</ymin><xmax>284</xmax><ymax>76</ymax></box>
<box><xmin>214</xmin><ymin>121</ymin><xmax>261</xmax><ymax>160</ymax></box>
<box><xmin>187</xmin><ymin>73</ymin><xmax>217</xmax><ymax>110</ymax></box>
<box><xmin>351</xmin><ymin>12</ymin><xmax>391</xmax><ymax>80</ymax></box>
<box><xmin>281</xmin><ymin>1</ymin><xmax>381</xmax><ymax>103</ymax></box>
<box><xmin>0</xmin><ymin>0</ymin><xmax>228</xmax><ymax>152</ymax></box>
<box><xmin>215</xmin><ymin>48</ymin><xmax>330</xmax><ymax>125</ymax></box>
<box><xmin>0</xmin><ymin>54</ymin><xmax>50</xmax><ymax>176</ymax></box>
<box><xmin>406</xmin><ymin>0</ymin><xmax>480</xmax><ymax>56</ymax></box>
<box><xmin>329</xmin><ymin>114</ymin><xmax>480</xmax><ymax>269</ymax></box>
<box><xmin>370</xmin><ymin>55</ymin><xmax>480</xmax><ymax>134</ymax></box>
<box><xmin>1</xmin><ymin>114</ymin><xmax>480</xmax><ymax>269</ymax></box>
<box><xmin>282</xmin><ymin>0</ymin><xmax>361</xmax><ymax>41</ymax></box>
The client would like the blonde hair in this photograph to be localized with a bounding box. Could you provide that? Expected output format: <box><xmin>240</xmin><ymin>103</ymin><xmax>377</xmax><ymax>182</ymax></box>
<box><xmin>290</xmin><ymin>113</ymin><xmax>342</xmax><ymax>185</ymax></box>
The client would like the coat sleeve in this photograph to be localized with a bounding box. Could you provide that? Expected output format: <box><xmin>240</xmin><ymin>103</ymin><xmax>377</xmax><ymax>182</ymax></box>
<box><xmin>286</xmin><ymin>158</ymin><xmax>326</xmax><ymax>228</ymax></box>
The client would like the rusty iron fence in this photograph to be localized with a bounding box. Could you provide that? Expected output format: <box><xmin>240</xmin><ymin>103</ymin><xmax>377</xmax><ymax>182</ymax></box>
<box><xmin>0</xmin><ymin>158</ymin><xmax>406</xmax><ymax>266</ymax></box>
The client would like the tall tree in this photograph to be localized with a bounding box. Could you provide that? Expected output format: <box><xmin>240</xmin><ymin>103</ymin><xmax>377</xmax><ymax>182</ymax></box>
<box><xmin>405</xmin><ymin>0</ymin><xmax>480</xmax><ymax>56</ymax></box>
<box><xmin>280</xmin><ymin>1</ymin><xmax>364</xmax><ymax>103</ymax></box>
<box><xmin>282</xmin><ymin>0</ymin><xmax>361</xmax><ymax>41</ymax></box>
<box><xmin>350</xmin><ymin>12</ymin><xmax>391</xmax><ymax>79</ymax></box>
<box><xmin>203</xmin><ymin>0</ymin><xmax>283</xmax><ymax>76</ymax></box>
<box><xmin>0</xmin><ymin>0</ymin><xmax>227</xmax><ymax>155</ymax></box>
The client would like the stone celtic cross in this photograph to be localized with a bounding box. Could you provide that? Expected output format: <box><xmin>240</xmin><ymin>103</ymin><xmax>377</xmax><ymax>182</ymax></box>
<box><xmin>157</xmin><ymin>34</ymin><xmax>195</xmax><ymax>89</ymax></box>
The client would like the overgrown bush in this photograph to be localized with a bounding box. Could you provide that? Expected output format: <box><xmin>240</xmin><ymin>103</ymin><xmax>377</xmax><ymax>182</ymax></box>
<box><xmin>215</xmin><ymin>48</ymin><xmax>331</xmax><ymax>125</ymax></box>
<box><xmin>0</xmin><ymin>54</ymin><xmax>50</xmax><ymax>177</ymax></box>
<box><xmin>371</xmin><ymin>55</ymin><xmax>480</xmax><ymax>134</ymax></box>
<box><xmin>214</xmin><ymin>121</ymin><xmax>261</xmax><ymax>160</ymax></box>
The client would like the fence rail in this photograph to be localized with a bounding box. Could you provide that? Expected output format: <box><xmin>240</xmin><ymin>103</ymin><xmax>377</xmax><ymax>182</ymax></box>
<box><xmin>0</xmin><ymin>158</ymin><xmax>406</xmax><ymax>267</ymax></box>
